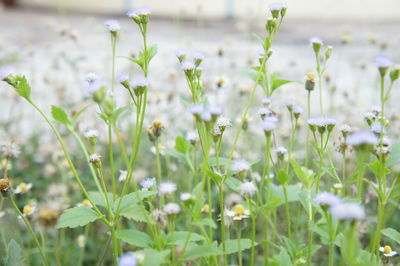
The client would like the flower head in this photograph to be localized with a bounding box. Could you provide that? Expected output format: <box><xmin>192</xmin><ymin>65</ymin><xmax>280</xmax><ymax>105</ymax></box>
<box><xmin>315</xmin><ymin>192</ymin><xmax>341</xmax><ymax>207</ymax></box>
<box><xmin>127</xmin><ymin>7</ymin><xmax>151</xmax><ymax>24</ymax></box>
<box><xmin>180</xmin><ymin>192</ymin><xmax>194</xmax><ymax>201</ymax></box>
<box><xmin>140</xmin><ymin>177</ymin><xmax>156</xmax><ymax>190</ymax></box>
<box><xmin>226</xmin><ymin>204</ymin><xmax>250</xmax><ymax>221</ymax></box>
<box><xmin>330</xmin><ymin>202</ymin><xmax>365</xmax><ymax>221</ymax></box>
<box><xmin>175</xmin><ymin>49</ymin><xmax>187</xmax><ymax>62</ymax></box>
<box><xmin>380</xmin><ymin>245</ymin><xmax>398</xmax><ymax>257</ymax></box>
<box><xmin>181</xmin><ymin>60</ymin><xmax>196</xmax><ymax>72</ymax></box>
<box><xmin>84</xmin><ymin>129</ymin><xmax>99</xmax><ymax>139</ymax></box>
<box><xmin>231</xmin><ymin>159</ymin><xmax>250</xmax><ymax>173</ymax></box>
<box><xmin>104</xmin><ymin>19</ymin><xmax>121</xmax><ymax>32</ymax></box>
<box><xmin>0</xmin><ymin>142</ymin><xmax>20</xmax><ymax>158</ymax></box>
<box><xmin>216</xmin><ymin>116</ymin><xmax>231</xmax><ymax>130</ymax></box>
<box><xmin>346</xmin><ymin>130</ymin><xmax>377</xmax><ymax>148</ymax></box>
<box><xmin>238</xmin><ymin>181</ymin><xmax>258</xmax><ymax>196</ymax></box>
<box><xmin>14</xmin><ymin>182</ymin><xmax>33</xmax><ymax>194</ymax></box>
<box><xmin>159</xmin><ymin>182</ymin><xmax>177</xmax><ymax>195</ymax></box>
<box><xmin>163</xmin><ymin>203</ymin><xmax>181</xmax><ymax>215</ymax></box>
<box><xmin>374</xmin><ymin>55</ymin><xmax>392</xmax><ymax>68</ymax></box>
<box><xmin>118</xmin><ymin>252</ymin><xmax>137</xmax><ymax>266</ymax></box>
<box><xmin>118</xmin><ymin>170</ymin><xmax>127</xmax><ymax>182</ymax></box>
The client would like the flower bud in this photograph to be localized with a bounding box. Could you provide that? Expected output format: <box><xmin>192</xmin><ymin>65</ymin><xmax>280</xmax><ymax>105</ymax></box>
<box><xmin>0</xmin><ymin>178</ymin><xmax>12</xmax><ymax>197</ymax></box>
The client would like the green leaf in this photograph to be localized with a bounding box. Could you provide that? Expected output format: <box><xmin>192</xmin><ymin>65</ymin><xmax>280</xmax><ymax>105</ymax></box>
<box><xmin>142</xmin><ymin>248</ymin><xmax>169</xmax><ymax>266</ymax></box>
<box><xmin>146</xmin><ymin>45</ymin><xmax>158</xmax><ymax>64</ymax></box>
<box><xmin>164</xmin><ymin>149</ymin><xmax>188</xmax><ymax>165</ymax></box>
<box><xmin>168</xmin><ymin>231</ymin><xmax>205</xmax><ymax>246</ymax></box>
<box><xmin>387</xmin><ymin>141</ymin><xmax>400</xmax><ymax>167</ymax></box>
<box><xmin>56</xmin><ymin>207</ymin><xmax>101</xmax><ymax>228</ymax></box>
<box><xmin>225</xmin><ymin>177</ymin><xmax>242</xmax><ymax>192</ymax></box>
<box><xmin>115</xmin><ymin>229</ymin><xmax>152</xmax><ymax>248</ymax></box>
<box><xmin>277</xmin><ymin>169</ymin><xmax>290</xmax><ymax>184</ymax></box>
<box><xmin>14</xmin><ymin>76</ymin><xmax>31</xmax><ymax>99</ymax></box>
<box><xmin>382</xmin><ymin>228</ymin><xmax>400</xmax><ymax>244</ymax></box>
<box><xmin>6</xmin><ymin>239</ymin><xmax>23</xmax><ymax>266</ymax></box>
<box><xmin>291</xmin><ymin>160</ymin><xmax>314</xmax><ymax>188</ymax></box>
<box><xmin>51</xmin><ymin>105</ymin><xmax>72</xmax><ymax>125</ymax></box>
<box><xmin>114</xmin><ymin>190</ymin><xmax>157</xmax><ymax>212</ymax></box>
<box><xmin>369</xmin><ymin>159</ymin><xmax>390</xmax><ymax>179</ymax></box>
<box><xmin>119</xmin><ymin>56</ymin><xmax>143</xmax><ymax>68</ymax></box>
<box><xmin>278</xmin><ymin>247</ymin><xmax>293</xmax><ymax>266</ymax></box>
<box><xmin>88</xmin><ymin>191</ymin><xmax>114</xmax><ymax>209</ymax></box>
<box><xmin>192</xmin><ymin>218</ymin><xmax>217</xmax><ymax>229</ymax></box>
<box><xmin>205</xmin><ymin>168</ymin><xmax>223</xmax><ymax>185</ymax></box>
<box><xmin>271</xmin><ymin>73</ymin><xmax>293</xmax><ymax>94</ymax></box>
<box><xmin>223</xmin><ymin>239</ymin><xmax>254</xmax><ymax>254</ymax></box>
<box><xmin>175</xmin><ymin>136</ymin><xmax>190</xmax><ymax>153</ymax></box>
<box><xmin>181</xmin><ymin>243</ymin><xmax>220</xmax><ymax>260</ymax></box>
<box><xmin>111</xmin><ymin>104</ymin><xmax>133</xmax><ymax>123</ymax></box>
<box><xmin>119</xmin><ymin>204</ymin><xmax>149</xmax><ymax>223</ymax></box>
<box><xmin>271</xmin><ymin>184</ymin><xmax>301</xmax><ymax>204</ymax></box>
<box><xmin>208</xmin><ymin>157</ymin><xmax>230</xmax><ymax>166</ymax></box>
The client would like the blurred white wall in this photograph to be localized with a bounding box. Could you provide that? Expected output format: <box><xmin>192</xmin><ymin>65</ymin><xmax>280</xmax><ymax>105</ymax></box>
<box><xmin>20</xmin><ymin>0</ymin><xmax>400</xmax><ymax>20</ymax></box>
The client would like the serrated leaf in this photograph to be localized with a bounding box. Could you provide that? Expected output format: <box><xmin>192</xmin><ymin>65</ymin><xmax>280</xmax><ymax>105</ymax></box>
<box><xmin>205</xmin><ymin>168</ymin><xmax>223</xmax><ymax>185</ymax></box>
<box><xmin>119</xmin><ymin>204</ymin><xmax>149</xmax><ymax>223</ymax></box>
<box><xmin>168</xmin><ymin>231</ymin><xmax>205</xmax><ymax>246</ymax></box>
<box><xmin>142</xmin><ymin>248</ymin><xmax>169</xmax><ymax>266</ymax></box>
<box><xmin>382</xmin><ymin>228</ymin><xmax>400</xmax><ymax>244</ymax></box>
<box><xmin>225</xmin><ymin>177</ymin><xmax>242</xmax><ymax>192</ymax></box>
<box><xmin>6</xmin><ymin>239</ymin><xmax>23</xmax><ymax>266</ymax></box>
<box><xmin>278</xmin><ymin>247</ymin><xmax>293</xmax><ymax>266</ymax></box>
<box><xmin>277</xmin><ymin>169</ymin><xmax>290</xmax><ymax>184</ymax></box>
<box><xmin>291</xmin><ymin>160</ymin><xmax>314</xmax><ymax>188</ymax></box>
<box><xmin>14</xmin><ymin>76</ymin><xmax>31</xmax><ymax>99</ymax></box>
<box><xmin>114</xmin><ymin>190</ymin><xmax>157</xmax><ymax>212</ymax></box>
<box><xmin>223</xmin><ymin>239</ymin><xmax>254</xmax><ymax>254</ymax></box>
<box><xmin>88</xmin><ymin>191</ymin><xmax>114</xmax><ymax>209</ymax></box>
<box><xmin>369</xmin><ymin>159</ymin><xmax>390</xmax><ymax>179</ymax></box>
<box><xmin>181</xmin><ymin>243</ymin><xmax>220</xmax><ymax>260</ymax></box>
<box><xmin>56</xmin><ymin>207</ymin><xmax>101</xmax><ymax>228</ymax></box>
<box><xmin>192</xmin><ymin>218</ymin><xmax>217</xmax><ymax>229</ymax></box>
<box><xmin>119</xmin><ymin>56</ymin><xmax>143</xmax><ymax>68</ymax></box>
<box><xmin>51</xmin><ymin>105</ymin><xmax>72</xmax><ymax>125</ymax></box>
<box><xmin>175</xmin><ymin>136</ymin><xmax>190</xmax><ymax>153</ymax></box>
<box><xmin>115</xmin><ymin>229</ymin><xmax>152</xmax><ymax>248</ymax></box>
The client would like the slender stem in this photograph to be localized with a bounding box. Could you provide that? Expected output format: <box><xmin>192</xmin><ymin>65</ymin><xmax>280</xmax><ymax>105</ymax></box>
<box><xmin>247</xmin><ymin>197</ymin><xmax>256</xmax><ymax>266</ymax></box>
<box><xmin>218</xmin><ymin>185</ymin><xmax>227</xmax><ymax>266</ymax></box>
<box><xmin>306</xmin><ymin>91</ymin><xmax>311</xmax><ymax>166</ymax></box>
<box><xmin>238</xmin><ymin>228</ymin><xmax>243</xmax><ymax>266</ymax></box>
<box><xmin>283</xmin><ymin>184</ymin><xmax>291</xmax><ymax>239</ymax></box>
<box><xmin>10</xmin><ymin>197</ymin><xmax>49</xmax><ymax>266</ymax></box>
<box><xmin>108</xmin><ymin>123</ymin><xmax>116</xmax><ymax>198</ymax></box>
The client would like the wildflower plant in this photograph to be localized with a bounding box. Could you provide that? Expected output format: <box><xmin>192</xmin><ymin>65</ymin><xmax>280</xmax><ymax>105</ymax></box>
<box><xmin>2</xmin><ymin>3</ymin><xmax>400</xmax><ymax>266</ymax></box>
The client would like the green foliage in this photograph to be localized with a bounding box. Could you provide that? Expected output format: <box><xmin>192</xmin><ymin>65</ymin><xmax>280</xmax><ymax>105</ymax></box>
<box><xmin>56</xmin><ymin>207</ymin><xmax>101</xmax><ymax>228</ymax></box>
<box><xmin>14</xmin><ymin>75</ymin><xmax>31</xmax><ymax>100</ymax></box>
<box><xmin>6</xmin><ymin>239</ymin><xmax>23</xmax><ymax>266</ymax></box>
<box><xmin>115</xmin><ymin>229</ymin><xmax>153</xmax><ymax>248</ymax></box>
<box><xmin>51</xmin><ymin>105</ymin><xmax>72</xmax><ymax>125</ymax></box>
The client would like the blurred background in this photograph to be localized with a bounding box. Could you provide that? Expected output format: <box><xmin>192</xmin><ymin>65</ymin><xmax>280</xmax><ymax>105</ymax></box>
<box><xmin>1</xmin><ymin>0</ymin><xmax>400</xmax><ymax>141</ymax></box>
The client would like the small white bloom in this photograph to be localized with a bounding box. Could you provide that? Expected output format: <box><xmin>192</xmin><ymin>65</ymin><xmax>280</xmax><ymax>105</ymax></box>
<box><xmin>181</xmin><ymin>60</ymin><xmax>196</xmax><ymax>71</ymax></box>
<box><xmin>309</xmin><ymin>37</ymin><xmax>323</xmax><ymax>45</ymax></box>
<box><xmin>346</xmin><ymin>131</ymin><xmax>377</xmax><ymax>147</ymax></box>
<box><xmin>330</xmin><ymin>202</ymin><xmax>365</xmax><ymax>221</ymax></box>
<box><xmin>239</xmin><ymin>181</ymin><xmax>258</xmax><ymax>196</ymax></box>
<box><xmin>0</xmin><ymin>142</ymin><xmax>20</xmax><ymax>158</ymax></box>
<box><xmin>180</xmin><ymin>192</ymin><xmax>194</xmax><ymax>201</ymax></box>
<box><xmin>131</xmin><ymin>77</ymin><xmax>149</xmax><ymax>89</ymax></box>
<box><xmin>118</xmin><ymin>252</ymin><xmax>137</xmax><ymax>266</ymax></box>
<box><xmin>85</xmin><ymin>72</ymin><xmax>97</xmax><ymax>84</ymax></box>
<box><xmin>315</xmin><ymin>192</ymin><xmax>341</xmax><ymax>207</ymax></box>
<box><xmin>216</xmin><ymin>116</ymin><xmax>231</xmax><ymax>128</ymax></box>
<box><xmin>374</xmin><ymin>55</ymin><xmax>392</xmax><ymax>68</ymax></box>
<box><xmin>163</xmin><ymin>203</ymin><xmax>181</xmax><ymax>215</ymax></box>
<box><xmin>140</xmin><ymin>177</ymin><xmax>156</xmax><ymax>190</ymax></box>
<box><xmin>275</xmin><ymin>147</ymin><xmax>288</xmax><ymax>156</ymax></box>
<box><xmin>231</xmin><ymin>159</ymin><xmax>250</xmax><ymax>173</ymax></box>
<box><xmin>104</xmin><ymin>19</ymin><xmax>121</xmax><ymax>32</ymax></box>
<box><xmin>339</xmin><ymin>124</ymin><xmax>351</xmax><ymax>134</ymax></box>
<box><xmin>379</xmin><ymin>245</ymin><xmax>398</xmax><ymax>257</ymax></box>
<box><xmin>84</xmin><ymin>129</ymin><xmax>98</xmax><ymax>139</ymax></box>
<box><xmin>14</xmin><ymin>182</ymin><xmax>33</xmax><ymax>194</ymax></box>
<box><xmin>119</xmin><ymin>170</ymin><xmax>127</xmax><ymax>182</ymax></box>
<box><xmin>159</xmin><ymin>182</ymin><xmax>177</xmax><ymax>195</ymax></box>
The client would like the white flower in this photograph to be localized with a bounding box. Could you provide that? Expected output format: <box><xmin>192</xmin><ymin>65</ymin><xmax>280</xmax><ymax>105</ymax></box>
<box><xmin>315</xmin><ymin>192</ymin><xmax>341</xmax><ymax>207</ymax></box>
<box><xmin>226</xmin><ymin>204</ymin><xmax>250</xmax><ymax>221</ymax></box>
<box><xmin>118</xmin><ymin>170</ymin><xmax>127</xmax><ymax>182</ymax></box>
<box><xmin>77</xmin><ymin>199</ymin><xmax>93</xmax><ymax>208</ymax></box>
<box><xmin>238</xmin><ymin>181</ymin><xmax>258</xmax><ymax>196</ymax></box>
<box><xmin>140</xmin><ymin>177</ymin><xmax>156</xmax><ymax>190</ymax></box>
<box><xmin>379</xmin><ymin>245</ymin><xmax>398</xmax><ymax>257</ymax></box>
<box><xmin>293</xmin><ymin>105</ymin><xmax>303</xmax><ymax>115</ymax></box>
<box><xmin>188</xmin><ymin>104</ymin><xmax>203</xmax><ymax>115</ymax></box>
<box><xmin>346</xmin><ymin>131</ymin><xmax>377</xmax><ymax>147</ymax></box>
<box><xmin>84</xmin><ymin>129</ymin><xmax>98</xmax><ymax>139</ymax></box>
<box><xmin>118</xmin><ymin>252</ymin><xmax>137</xmax><ymax>266</ymax></box>
<box><xmin>258</xmin><ymin>107</ymin><xmax>271</xmax><ymax>117</ymax></box>
<box><xmin>330</xmin><ymin>202</ymin><xmax>365</xmax><ymax>221</ymax></box>
<box><xmin>261</xmin><ymin>118</ymin><xmax>277</xmax><ymax>132</ymax></box>
<box><xmin>216</xmin><ymin>116</ymin><xmax>231</xmax><ymax>128</ymax></box>
<box><xmin>309</xmin><ymin>37</ymin><xmax>323</xmax><ymax>45</ymax></box>
<box><xmin>104</xmin><ymin>19</ymin><xmax>121</xmax><ymax>32</ymax></box>
<box><xmin>14</xmin><ymin>182</ymin><xmax>33</xmax><ymax>194</ymax></box>
<box><xmin>127</xmin><ymin>7</ymin><xmax>151</xmax><ymax>18</ymax></box>
<box><xmin>0</xmin><ymin>142</ymin><xmax>20</xmax><ymax>158</ymax></box>
<box><xmin>131</xmin><ymin>77</ymin><xmax>149</xmax><ymax>89</ymax></box>
<box><xmin>89</xmin><ymin>154</ymin><xmax>102</xmax><ymax>164</ymax></box>
<box><xmin>163</xmin><ymin>203</ymin><xmax>181</xmax><ymax>215</ymax></box>
<box><xmin>180</xmin><ymin>192</ymin><xmax>194</xmax><ymax>201</ymax></box>
<box><xmin>339</xmin><ymin>124</ymin><xmax>351</xmax><ymax>134</ymax></box>
<box><xmin>159</xmin><ymin>182</ymin><xmax>177</xmax><ymax>195</ymax></box>
<box><xmin>193</xmin><ymin>51</ymin><xmax>205</xmax><ymax>61</ymax></box>
<box><xmin>86</xmin><ymin>80</ymin><xmax>105</xmax><ymax>95</ymax></box>
<box><xmin>85</xmin><ymin>72</ymin><xmax>97</xmax><ymax>84</ymax></box>
<box><xmin>371</xmin><ymin>121</ymin><xmax>384</xmax><ymax>134</ymax></box>
<box><xmin>77</xmin><ymin>235</ymin><xmax>86</xmax><ymax>248</ymax></box>
<box><xmin>181</xmin><ymin>60</ymin><xmax>196</xmax><ymax>71</ymax></box>
<box><xmin>268</xmin><ymin>2</ymin><xmax>285</xmax><ymax>11</ymax></box>
<box><xmin>209</xmin><ymin>105</ymin><xmax>223</xmax><ymax>116</ymax></box>
<box><xmin>201</xmin><ymin>111</ymin><xmax>212</xmax><ymax>122</ymax></box>
<box><xmin>175</xmin><ymin>49</ymin><xmax>187</xmax><ymax>59</ymax></box>
<box><xmin>231</xmin><ymin>159</ymin><xmax>250</xmax><ymax>173</ymax></box>
<box><xmin>261</xmin><ymin>97</ymin><xmax>271</xmax><ymax>105</ymax></box>
<box><xmin>185</xmin><ymin>132</ymin><xmax>197</xmax><ymax>143</ymax></box>
<box><xmin>374</xmin><ymin>55</ymin><xmax>392</xmax><ymax>68</ymax></box>
<box><xmin>117</xmin><ymin>73</ymin><xmax>129</xmax><ymax>83</ymax></box>
<box><xmin>275</xmin><ymin>147</ymin><xmax>288</xmax><ymax>156</ymax></box>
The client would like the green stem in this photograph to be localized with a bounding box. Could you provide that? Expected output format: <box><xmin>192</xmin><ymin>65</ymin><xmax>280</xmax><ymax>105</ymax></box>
<box><xmin>238</xmin><ymin>228</ymin><xmax>242</xmax><ymax>266</ymax></box>
<box><xmin>10</xmin><ymin>197</ymin><xmax>49</xmax><ymax>266</ymax></box>
<box><xmin>283</xmin><ymin>184</ymin><xmax>291</xmax><ymax>239</ymax></box>
<box><xmin>247</xmin><ymin>197</ymin><xmax>256</xmax><ymax>266</ymax></box>
<box><xmin>219</xmin><ymin>185</ymin><xmax>227</xmax><ymax>266</ymax></box>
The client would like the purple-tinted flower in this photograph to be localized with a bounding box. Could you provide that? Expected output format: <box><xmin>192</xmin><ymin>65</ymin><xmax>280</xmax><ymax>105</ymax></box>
<box><xmin>330</xmin><ymin>202</ymin><xmax>365</xmax><ymax>221</ymax></box>
<box><xmin>117</xmin><ymin>73</ymin><xmax>129</xmax><ymax>83</ymax></box>
<box><xmin>374</xmin><ymin>55</ymin><xmax>392</xmax><ymax>68</ymax></box>
<box><xmin>346</xmin><ymin>130</ymin><xmax>377</xmax><ymax>147</ymax></box>
<box><xmin>181</xmin><ymin>60</ymin><xmax>196</xmax><ymax>71</ymax></box>
<box><xmin>131</xmin><ymin>77</ymin><xmax>149</xmax><ymax>89</ymax></box>
<box><xmin>104</xmin><ymin>19</ymin><xmax>121</xmax><ymax>32</ymax></box>
<box><xmin>118</xmin><ymin>253</ymin><xmax>137</xmax><ymax>266</ymax></box>
<box><xmin>127</xmin><ymin>7</ymin><xmax>151</xmax><ymax>18</ymax></box>
<box><xmin>315</xmin><ymin>192</ymin><xmax>341</xmax><ymax>207</ymax></box>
